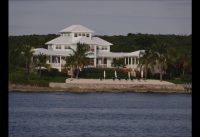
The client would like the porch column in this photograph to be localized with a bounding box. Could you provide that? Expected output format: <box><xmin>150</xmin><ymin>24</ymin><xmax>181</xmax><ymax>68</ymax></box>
<box><xmin>59</xmin><ymin>56</ymin><xmax>61</xmax><ymax>72</ymax></box>
<box><xmin>131</xmin><ymin>57</ymin><xmax>133</xmax><ymax>65</ymax></box>
<box><xmin>137</xmin><ymin>57</ymin><xmax>139</xmax><ymax>64</ymax></box>
<box><xmin>128</xmin><ymin>57</ymin><xmax>130</xmax><ymax>65</ymax></box>
<box><xmin>94</xmin><ymin>58</ymin><xmax>96</xmax><ymax>67</ymax></box>
<box><xmin>50</xmin><ymin>56</ymin><xmax>52</xmax><ymax>63</ymax></box>
<box><xmin>124</xmin><ymin>57</ymin><xmax>126</xmax><ymax>65</ymax></box>
<box><xmin>134</xmin><ymin>57</ymin><xmax>136</xmax><ymax>64</ymax></box>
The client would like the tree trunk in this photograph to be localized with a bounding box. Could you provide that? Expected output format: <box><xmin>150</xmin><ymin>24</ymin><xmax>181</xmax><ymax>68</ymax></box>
<box><xmin>25</xmin><ymin>59</ymin><xmax>28</xmax><ymax>74</ymax></box>
<box><xmin>145</xmin><ymin>67</ymin><xmax>147</xmax><ymax>80</ymax></box>
<box><xmin>76</xmin><ymin>68</ymin><xmax>80</xmax><ymax>79</ymax></box>
<box><xmin>70</xmin><ymin>67</ymin><xmax>74</xmax><ymax>79</ymax></box>
<box><xmin>160</xmin><ymin>70</ymin><xmax>163</xmax><ymax>82</ymax></box>
<box><xmin>39</xmin><ymin>65</ymin><xmax>41</xmax><ymax>77</ymax></box>
<box><xmin>25</xmin><ymin>59</ymin><xmax>30</xmax><ymax>80</ymax></box>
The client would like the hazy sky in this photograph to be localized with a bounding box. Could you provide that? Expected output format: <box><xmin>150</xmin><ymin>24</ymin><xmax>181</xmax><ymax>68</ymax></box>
<box><xmin>9</xmin><ymin>0</ymin><xmax>191</xmax><ymax>36</ymax></box>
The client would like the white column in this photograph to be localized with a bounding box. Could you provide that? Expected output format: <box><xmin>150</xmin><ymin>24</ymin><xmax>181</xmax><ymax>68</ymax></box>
<box><xmin>50</xmin><ymin>56</ymin><xmax>52</xmax><ymax>63</ymax></box>
<box><xmin>59</xmin><ymin>56</ymin><xmax>61</xmax><ymax>72</ymax></box>
<box><xmin>125</xmin><ymin>57</ymin><xmax>126</xmax><ymax>65</ymax></box>
<box><xmin>134</xmin><ymin>57</ymin><xmax>136</xmax><ymax>64</ymax></box>
<box><xmin>94</xmin><ymin>58</ymin><xmax>96</xmax><ymax>67</ymax></box>
<box><xmin>107</xmin><ymin>58</ymin><xmax>111</xmax><ymax>68</ymax></box>
<box><xmin>137</xmin><ymin>57</ymin><xmax>139</xmax><ymax>64</ymax></box>
<box><xmin>94</xmin><ymin>45</ymin><xmax>97</xmax><ymax>67</ymax></box>
<box><xmin>131</xmin><ymin>57</ymin><xmax>133</xmax><ymax>65</ymax></box>
<box><xmin>128</xmin><ymin>57</ymin><xmax>129</xmax><ymax>65</ymax></box>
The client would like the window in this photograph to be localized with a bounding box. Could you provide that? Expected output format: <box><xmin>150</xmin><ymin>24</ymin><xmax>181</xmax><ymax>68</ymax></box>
<box><xmin>56</xmin><ymin>45</ymin><xmax>61</xmax><ymax>49</ymax></box>
<box><xmin>52</xmin><ymin>56</ymin><xmax>59</xmax><ymax>63</ymax></box>
<box><xmin>90</xmin><ymin>46</ymin><xmax>94</xmax><ymax>52</ymax></box>
<box><xmin>86</xmin><ymin>34</ymin><xmax>90</xmax><ymax>37</ymax></box>
<box><xmin>82</xmin><ymin>33</ymin><xmax>85</xmax><ymax>36</ymax></box>
<box><xmin>101</xmin><ymin>46</ymin><xmax>107</xmax><ymax>50</ymax></box>
<box><xmin>79</xmin><ymin>33</ymin><xmax>81</xmax><ymax>36</ymax></box>
<box><xmin>65</xmin><ymin>45</ymin><xmax>70</xmax><ymax>49</ymax></box>
<box><xmin>104</xmin><ymin>58</ymin><xmax>107</xmax><ymax>64</ymax></box>
<box><xmin>74</xmin><ymin>33</ymin><xmax>77</xmax><ymax>37</ymax></box>
<box><xmin>48</xmin><ymin>45</ymin><xmax>52</xmax><ymax>49</ymax></box>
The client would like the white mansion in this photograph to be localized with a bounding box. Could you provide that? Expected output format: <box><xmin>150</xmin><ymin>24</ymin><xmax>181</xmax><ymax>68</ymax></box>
<box><xmin>33</xmin><ymin>25</ymin><xmax>144</xmax><ymax>71</ymax></box>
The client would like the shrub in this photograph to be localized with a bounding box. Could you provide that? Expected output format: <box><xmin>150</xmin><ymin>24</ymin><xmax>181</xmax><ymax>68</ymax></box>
<box><xmin>28</xmin><ymin>80</ymin><xmax>49</xmax><ymax>87</ymax></box>
<box><xmin>180</xmin><ymin>74</ymin><xmax>192</xmax><ymax>82</ymax></box>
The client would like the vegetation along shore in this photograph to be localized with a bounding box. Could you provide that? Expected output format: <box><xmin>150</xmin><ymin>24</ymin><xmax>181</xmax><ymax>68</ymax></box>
<box><xmin>9</xmin><ymin>33</ymin><xmax>191</xmax><ymax>92</ymax></box>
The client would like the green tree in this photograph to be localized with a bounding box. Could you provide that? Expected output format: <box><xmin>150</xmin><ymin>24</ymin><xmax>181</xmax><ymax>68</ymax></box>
<box><xmin>66</xmin><ymin>43</ymin><xmax>91</xmax><ymax>78</ymax></box>
<box><xmin>139</xmin><ymin>50</ymin><xmax>154</xmax><ymax>80</ymax></box>
<box><xmin>112</xmin><ymin>58</ymin><xmax>125</xmax><ymax>68</ymax></box>
<box><xmin>21</xmin><ymin>45</ymin><xmax>34</xmax><ymax>79</ymax></box>
<box><xmin>151</xmin><ymin>43</ymin><xmax>169</xmax><ymax>81</ymax></box>
<box><xmin>35</xmin><ymin>53</ymin><xmax>48</xmax><ymax>77</ymax></box>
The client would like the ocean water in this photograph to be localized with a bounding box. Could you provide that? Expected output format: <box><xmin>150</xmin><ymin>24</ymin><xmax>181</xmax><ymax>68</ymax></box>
<box><xmin>9</xmin><ymin>92</ymin><xmax>191</xmax><ymax>137</ymax></box>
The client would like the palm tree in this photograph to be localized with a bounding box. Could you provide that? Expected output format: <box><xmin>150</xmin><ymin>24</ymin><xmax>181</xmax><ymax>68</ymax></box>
<box><xmin>178</xmin><ymin>52</ymin><xmax>191</xmax><ymax>75</ymax></box>
<box><xmin>139</xmin><ymin>49</ymin><xmax>154</xmax><ymax>80</ymax></box>
<box><xmin>151</xmin><ymin>43</ymin><xmax>169</xmax><ymax>81</ymax></box>
<box><xmin>21</xmin><ymin>45</ymin><xmax>34</xmax><ymax>79</ymax></box>
<box><xmin>66</xmin><ymin>55</ymin><xmax>77</xmax><ymax>79</ymax></box>
<box><xmin>36</xmin><ymin>53</ymin><xmax>47</xmax><ymax>77</ymax></box>
<box><xmin>66</xmin><ymin>43</ymin><xmax>91</xmax><ymax>78</ymax></box>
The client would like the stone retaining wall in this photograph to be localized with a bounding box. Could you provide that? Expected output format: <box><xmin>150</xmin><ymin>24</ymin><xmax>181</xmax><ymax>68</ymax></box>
<box><xmin>49</xmin><ymin>82</ymin><xmax>186</xmax><ymax>93</ymax></box>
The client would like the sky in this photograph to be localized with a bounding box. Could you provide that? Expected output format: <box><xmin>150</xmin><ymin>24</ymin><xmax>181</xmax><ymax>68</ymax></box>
<box><xmin>9</xmin><ymin>0</ymin><xmax>191</xmax><ymax>36</ymax></box>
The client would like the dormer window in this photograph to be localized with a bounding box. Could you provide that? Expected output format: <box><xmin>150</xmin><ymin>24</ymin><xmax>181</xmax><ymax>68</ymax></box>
<box><xmin>74</xmin><ymin>33</ymin><xmax>77</xmax><ymax>37</ymax></box>
<box><xmin>103</xmin><ymin>46</ymin><xmax>107</xmax><ymax>50</ymax></box>
<box><xmin>48</xmin><ymin>45</ymin><xmax>53</xmax><ymax>50</ymax></box>
<box><xmin>86</xmin><ymin>34</ymin><xmax>89</xmax><ymax>37</ymax></box>
<box><xmin>56</xmin><ymin>45</ymin><xmax>61</xmax><ymax>49</ymax></box>
<box><xmin>65</xmin><ymin>45</ymin><xmax>70</xmax><ymax>49</ymax></box>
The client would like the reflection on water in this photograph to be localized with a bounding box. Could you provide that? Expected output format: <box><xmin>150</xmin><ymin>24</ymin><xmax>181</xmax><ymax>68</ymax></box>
<box><xmin>9</xmin><ymin>92</ymin><xmax>191</xmax><ymax>137</ymax></box>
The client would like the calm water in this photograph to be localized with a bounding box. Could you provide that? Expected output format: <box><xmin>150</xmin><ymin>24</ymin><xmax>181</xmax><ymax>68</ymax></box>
<box><xmin>9</xmin><ymin>92</ymin><xmax>191</xmax><ymax>137</ymax></box>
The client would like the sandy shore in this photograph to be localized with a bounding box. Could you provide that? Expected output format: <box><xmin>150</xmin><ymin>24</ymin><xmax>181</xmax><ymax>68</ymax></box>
<box><xmin>9</xmin><ymin>79</ymin><xmax>190</xmax><ymax>93</ymax></box>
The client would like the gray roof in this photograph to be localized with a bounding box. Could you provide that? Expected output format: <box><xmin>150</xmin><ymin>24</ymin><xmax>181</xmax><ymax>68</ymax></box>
<box><xmin>33</xmin><ymin>48</ymin><xmax>72</xmax><ymax>56</ymax></box>
<box><xmin>59</xmin><ymin>25</ymin><xmax>94</xmax><ymax>33</ymax></box>
<box><xmin>45</xmin><ymin>36</ymin><xmax>113</xmax><ymax>46</ymax></box>
<box><xmin>97</xmin><ymin>50</ymin><xmax>144</xmax><ymax>58</ymax></box>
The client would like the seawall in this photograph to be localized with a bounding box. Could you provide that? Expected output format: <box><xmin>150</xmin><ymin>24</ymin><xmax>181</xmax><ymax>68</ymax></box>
<box><xmin>49</xmin><ymin>82</ymin><xmax>186</xmax><ymax>93</ymax></box>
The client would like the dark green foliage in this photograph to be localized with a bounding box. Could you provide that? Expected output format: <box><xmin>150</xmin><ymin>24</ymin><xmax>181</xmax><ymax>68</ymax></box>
<box><xmin>9</xmin><ymin>67</ymin><xmax>66</xmax><ymax>87</ymax></box>
<box><xmin>49</xmin><ymin>68</ymin><xmax>62</xmax><ymax>77</ymax></box>
<box><xmin>112</xmin><ymin>58</ymin><xmax>125</xmax><ymax>67</ymax></box>
<box><xmin>66</xmin><ymin>43</ymin><xmax>91</xmax><ymax>78</ymax></box>
<box><xmin>180</xmin><ymin>74</ymin><xmax>192</xmax><ymax>82</ymax></box>
<box><xmin>9</xmin><ymin>34</ymin><xmax>58</xmax><ymax>69</ymax></box>
<box><xmin>9</xmin><ymin>33</ymin><xmax>191</xmax><ymax>84</ymax></box>
<box><xmin>99</xmin><ymin>34</ymin><xmax>191</xmax><ymax>53</ymax></box>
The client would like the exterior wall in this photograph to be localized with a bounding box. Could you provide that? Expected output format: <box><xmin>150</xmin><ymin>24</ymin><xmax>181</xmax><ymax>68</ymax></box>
<box><xmin>72</xmin><ymin>32</ymin><xmax>92</xmax><ymax>39</ymax></box>
<box><xmin>107</xmin><ymin>58</ymin><xmax>112</xmax><ymax>68</ymax></box>
<box><xmin>97</xmin><ymin>45</ymin><xmax>110</xmax><ymax>52</ymax></box>
<box><xmin>43</xmin><ymin>28</ymin><xmax>141</xmax><ymax>72</ymax></box>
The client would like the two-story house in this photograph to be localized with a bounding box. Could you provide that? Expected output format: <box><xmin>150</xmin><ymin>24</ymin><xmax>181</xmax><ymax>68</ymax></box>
<box><xmin>33</xmin><ymin>25</ymin><xmax>144</xmax><ymax>71</ymax></box>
